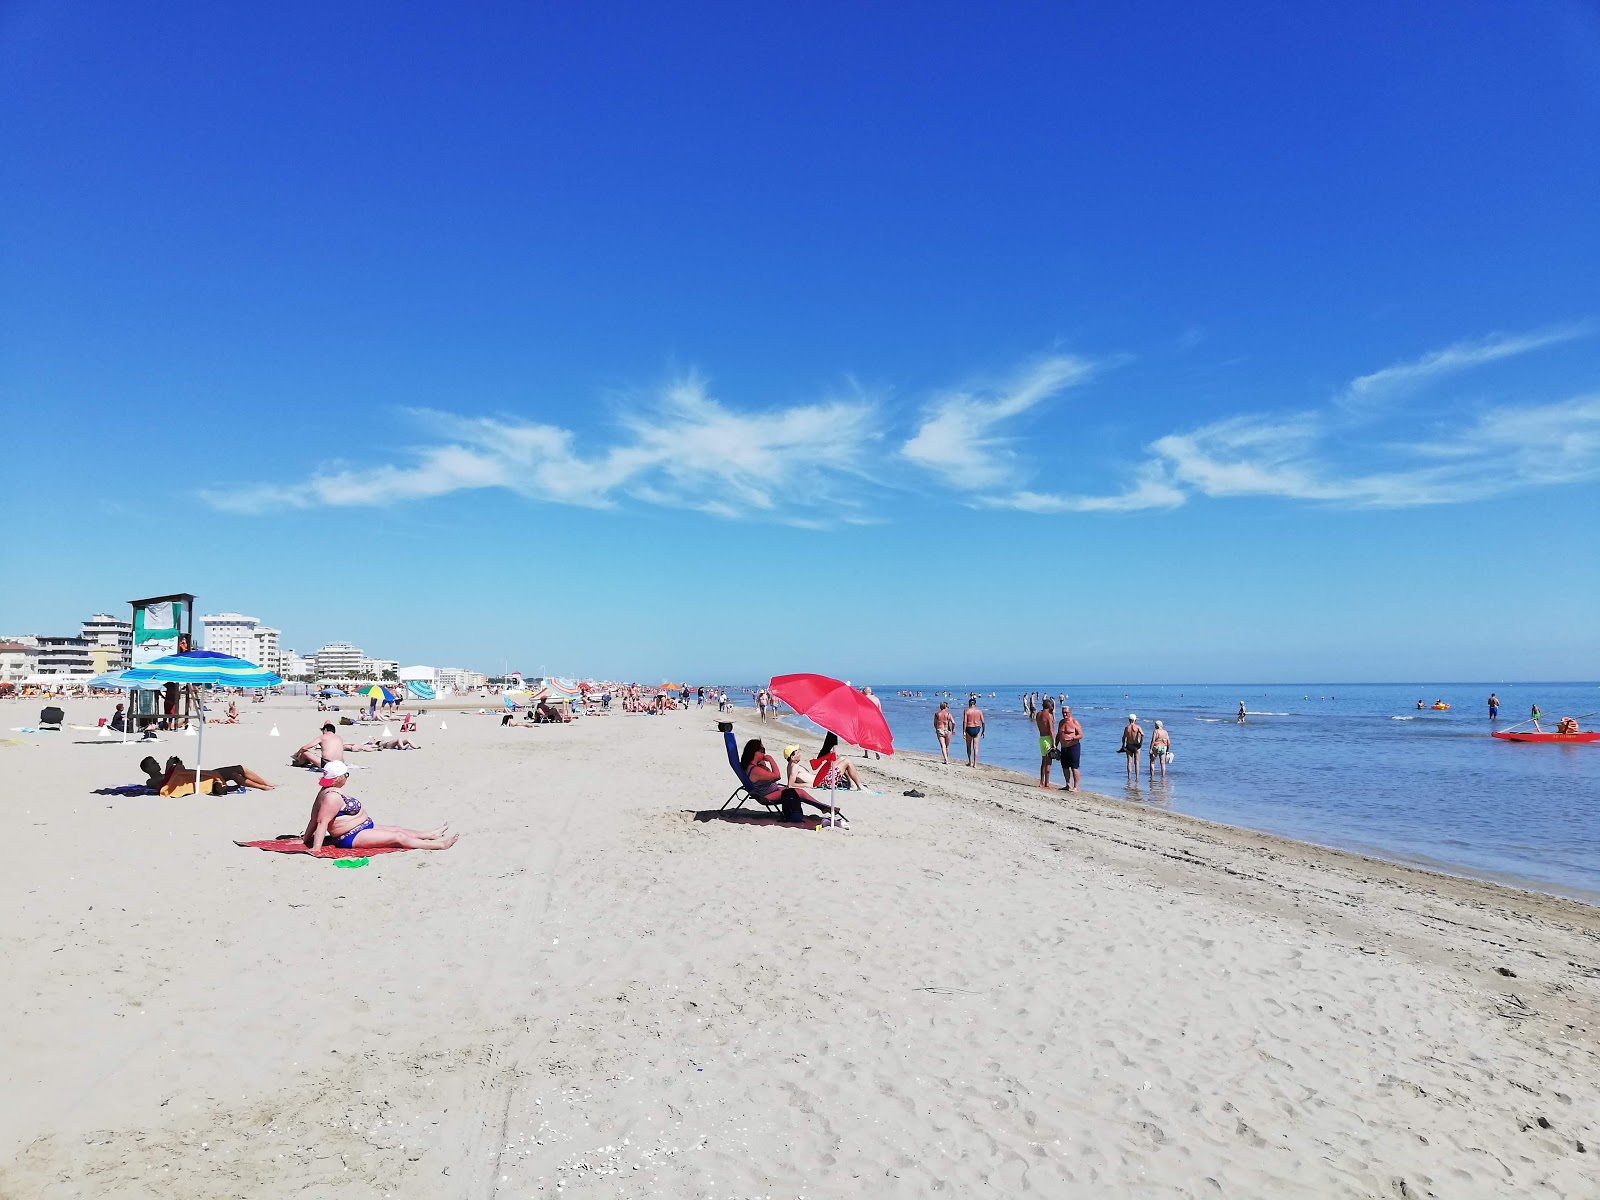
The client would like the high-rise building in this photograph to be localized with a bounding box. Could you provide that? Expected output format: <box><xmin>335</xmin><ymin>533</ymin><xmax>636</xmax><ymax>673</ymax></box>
<box><xmin>201</xmin><ymin>612</ymin><xmax>266</xmax><ymax>664</ymax></box>
<box><xmin>35</xmin><ymin>635</ymin><xmax>94</xmax><ymax>675</ymax></box>
<box><xmin>250</xmin><ymin>626</ymin><xmax>282</xmax><ymax>673</ymax></box>
<box><xmin>313</xmin><ymin>642</ymin><xmax>363</xmax><ymax>677</ymax></box>
<box><xmin>81</xmin><ymin>613</ymin><xmax>132</xmax><ymax>671</ymax></box>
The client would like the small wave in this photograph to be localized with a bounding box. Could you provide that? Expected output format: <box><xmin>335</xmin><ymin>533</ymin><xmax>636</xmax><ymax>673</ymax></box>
<box><xmin>1391</xmin><ymin>715</ymin><xmax>1416</xmax><ymax>721</ymax></box>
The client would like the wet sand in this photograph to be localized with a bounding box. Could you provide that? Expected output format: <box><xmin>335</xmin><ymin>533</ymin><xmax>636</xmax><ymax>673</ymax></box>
<box><xmin>2</xmin><ymin>696</ymin><xmax>1597</xmax><ymax>1197</ymax></box>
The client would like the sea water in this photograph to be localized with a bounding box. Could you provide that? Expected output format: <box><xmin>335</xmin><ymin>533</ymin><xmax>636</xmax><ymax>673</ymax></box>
<box><xmin>810</xmin><ymin>683</ymin><xmax>1600</xmax><ymax>901</ymax></box>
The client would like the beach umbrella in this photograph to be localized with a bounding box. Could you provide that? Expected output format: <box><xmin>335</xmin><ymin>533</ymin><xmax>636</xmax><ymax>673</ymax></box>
<box><xmin>768</xmin><ymin>674</ymin><xmax>894</xmax><ymax>754</ymax></box>
<box><xmin>768</xmin><ymin>673</ymin><xmax>893</xmax><ymax>830</ymax></box>
<box><xmin>362</xmin><ymin>684</ymin><xmax>397</xmax><ymax>703</ymax></box>
<box><xmin>122</xmin><ymin>650</ymin><xmax>283</xmax><ymax>797</ymax></box>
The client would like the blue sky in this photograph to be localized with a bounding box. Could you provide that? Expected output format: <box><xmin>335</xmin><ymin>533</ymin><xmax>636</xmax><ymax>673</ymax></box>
<box><xmin>3</xmin><ymin>1</ymin><xmax>1598</xmax><ymax>682</ymax></box>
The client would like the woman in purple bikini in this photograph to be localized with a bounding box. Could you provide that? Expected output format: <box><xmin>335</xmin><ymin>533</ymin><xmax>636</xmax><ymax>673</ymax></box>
<box><xmin>303</xmin><ymin>761</ymin><xmax>457</xmax><ymax>852</ymax></box>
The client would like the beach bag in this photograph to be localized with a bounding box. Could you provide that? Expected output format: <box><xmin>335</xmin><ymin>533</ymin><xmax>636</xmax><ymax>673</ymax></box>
<box><xmin>778</xmin><ymin>788</ymin><xmax>806</xmax><ymax>822</ymax></box>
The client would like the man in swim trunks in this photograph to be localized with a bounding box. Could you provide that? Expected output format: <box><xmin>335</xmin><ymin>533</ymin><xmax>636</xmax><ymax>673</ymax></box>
<box><xmin>1036</xmin><ymin>697</ymin><xmax>1057</xmax><ymax>788</ymax></box>
<box><xmin>1488</xmin><ymin>693</ymin><xmax>1499</xmax><ymax>720</ymax></box>
<box><xmin>1056</xmin><ymin>705</ymin><xmax>1083</xmax><ymax>792</ymax></box>
<box><xmin>1120</xmin><ymin>714</ymin><xmax>1144</xmax><ymax>780</ymax></box>
<box><xmin>962</xmin><ymin>695</ymin><xmax>985</xmax><ymax>767</ymax></box>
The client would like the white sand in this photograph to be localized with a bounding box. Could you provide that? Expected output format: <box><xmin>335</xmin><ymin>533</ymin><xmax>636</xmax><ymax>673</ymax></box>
<box><xmin>2</xmin><ymin>695</ymin><xmax>1597</xmax><ymax>1197</ymax></box>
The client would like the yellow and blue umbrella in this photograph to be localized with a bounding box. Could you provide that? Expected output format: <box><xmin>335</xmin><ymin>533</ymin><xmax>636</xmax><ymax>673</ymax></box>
<box><xmin>362</xmin><ymin>684</ymin><xmax>398</xmax><ymax>703</ymax></box>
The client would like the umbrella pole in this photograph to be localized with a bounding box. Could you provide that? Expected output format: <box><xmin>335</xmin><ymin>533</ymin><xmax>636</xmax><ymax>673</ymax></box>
<box><xmin>195</xmin><ymin>686</ymin><xmax>203</xmax><ymax>798</ymax></box>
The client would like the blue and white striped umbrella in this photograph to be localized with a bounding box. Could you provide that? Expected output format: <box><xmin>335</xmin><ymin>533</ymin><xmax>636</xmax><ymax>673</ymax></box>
<box><xmin>122</xmin><ymin>649</ymin><xmax>283</xmax><ymax>689</ymax></box>
<box><xmin>121</xmin><ymin>651</ymin><xmax>281</xmax><ymax>790</ymax></box>
<box><xmin>85</xmin><ymin>670</ymin><xmax>168</xmax><ymax>691</ymax></box>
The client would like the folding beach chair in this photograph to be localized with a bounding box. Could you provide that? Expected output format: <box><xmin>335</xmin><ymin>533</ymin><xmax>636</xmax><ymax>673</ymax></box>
<box><xmin>720</xmin><ymin>725</ymin><xmax>766</xmax><ymax>811</ymax></box>
<box><xmin>39</xmin><ymin>706</ymin><xmax>64</xmax><ymax>730</ymax></box>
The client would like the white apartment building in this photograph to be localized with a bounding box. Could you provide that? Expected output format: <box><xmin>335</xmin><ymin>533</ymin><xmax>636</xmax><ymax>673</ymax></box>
<box><xmin>250</xmin><ymin>626</ymin><xmax>282</xmax><ymax>673</ymax></box>
<box><xmin>35</xmin><ymin>635</ymin><xmax>94</xmax><ymax>676</ymax></box>
<box><xmin>81</xmin><ymin>613</ymin><xmax>132</xmax><ymax>671</ymax></box>
<box><xmin>280</xmin><ymin>650</ymin><xmax>316</xmax><ymax>678</ymax></box>
<box><xmin>202</xmin><ymin>613</ymin><xmax>267</xmax><ymax>664</ymax></box>
<box><xmin>360</xmin><ymin>656</ymin><xmax>399</xmax><ymax>679</ymax></box>
<box><xmin>313</xmin><ymin>642</ymin><xmax>364</xmax><ymax>678</ymax></box>
<box><xmin>0</xmin><ymin>642</ymin><xmax>41</xmax><ymax>684</ymax></box>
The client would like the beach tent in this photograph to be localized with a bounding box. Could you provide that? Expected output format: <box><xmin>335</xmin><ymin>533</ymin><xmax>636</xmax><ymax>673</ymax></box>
<box><xmin>123</xmin><ymin>650</ymin><xmax>283</xmax><ymax>798</ymax></box>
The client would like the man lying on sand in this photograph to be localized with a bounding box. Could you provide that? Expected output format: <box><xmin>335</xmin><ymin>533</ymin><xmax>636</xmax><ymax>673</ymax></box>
<box><xmin>303</xmin><ymin>761</ymin><xmax>457</xmax><ymax>852</ymax></box>
<box><xmin>141</xmin><ymin>755</ymin><xmax>275</xmax><ymax>794</ymax></box>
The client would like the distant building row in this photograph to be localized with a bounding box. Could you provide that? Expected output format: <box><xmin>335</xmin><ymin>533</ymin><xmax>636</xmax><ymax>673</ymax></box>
<box><xmin>199</xmin><ymin>616</ymin><xmax>401</xmax><ymax>681</ymax></box>
<box><xmin>0</xmin><ymin>613</ymin><xmax>134</xmax><ymax>682</ymax></box>
<box><xmin>0</xmin><ymin>608</ymin><xmax>482</xmax><ymax>691</ymax></box>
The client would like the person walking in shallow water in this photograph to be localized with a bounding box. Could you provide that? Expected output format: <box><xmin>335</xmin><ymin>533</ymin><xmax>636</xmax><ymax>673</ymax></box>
<box><xmin>1120</xmin><ymin>714</ymin><xmax>1144</xmax><ymax>780</ymax></box>
<box><xmin>1056</xmin><ymin>705</ymin><xmax>1083</xmax><ymax>792</ymax></box>
<box><xmin>933</xmin><ymin>701</ymin><xmax>955</xmax><ymax>764</ymax></box>
<box><xmin>1488</xmin><ymin>693</ymin><xmax>1499</xmax><ymax>721</ymax></box>
<box><xmin>962</xmin><ymin>695</ymin><xmax>985</xmax><ymax>767</ymax></box>
<box><xmin>1148</xmin><ymin>720</ymin><xmax>1171</xmax><ymax>781</ymax></box>
<box><xmin>1035</xmin><ymin>697</ymin><xmax>1057</xmax><ymax>788</ymax></box>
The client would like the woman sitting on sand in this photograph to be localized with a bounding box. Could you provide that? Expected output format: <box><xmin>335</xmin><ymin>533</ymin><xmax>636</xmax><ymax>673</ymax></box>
<box><xmin>808</xmin><ymin>731</ymin><xmax>866</xmax><ymax>791</ymax></box>
<box><xmin>740</xmin><ymin>738</ymin><xmax>844</xmax><ymax>821</ymax></box>
<box><xmin>142</xmin><ymin>755</ymin><xmax>275</xmax><ymax>793</ymax></box>
<box><xmin>302</xmin><ymin>761</ymin><xmax>457</xmax><ymax>851</ymax></box>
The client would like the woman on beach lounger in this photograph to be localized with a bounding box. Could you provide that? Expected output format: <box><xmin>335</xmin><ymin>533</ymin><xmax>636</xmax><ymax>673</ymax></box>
<box><xmin>142</xmin><ymin>755</ymin><xmax>276</xmax><ymax>793</ymax></box>
<box><xmin>303</xmin><ymin>761</ymin><xmax>457</xmax><ymax>851</ymax></box>
<box><xmin>740</xmin><ymin>738</ymin><xmax>844</xmax><ymax>820</ymax></box>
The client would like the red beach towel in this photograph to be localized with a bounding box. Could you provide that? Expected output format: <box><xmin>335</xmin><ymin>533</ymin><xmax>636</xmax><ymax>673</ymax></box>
<box><xmin>234</xmin><ymin>837</ymin><xmax>412</xmax><ymax>858</ymax></box>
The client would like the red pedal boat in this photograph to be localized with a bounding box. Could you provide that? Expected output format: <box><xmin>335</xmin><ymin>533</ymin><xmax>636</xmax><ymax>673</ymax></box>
<box><xmin>1491</xmin><ymin>730</ymin><xmax>1600</xmax><ymax>744</ymax></box>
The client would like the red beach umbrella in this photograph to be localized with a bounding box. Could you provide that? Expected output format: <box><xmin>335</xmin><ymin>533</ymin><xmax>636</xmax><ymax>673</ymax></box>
<box><xmin>768</xmin><ymin>673</ymin><xmax>894</xmax><ymax>755</ymax></box>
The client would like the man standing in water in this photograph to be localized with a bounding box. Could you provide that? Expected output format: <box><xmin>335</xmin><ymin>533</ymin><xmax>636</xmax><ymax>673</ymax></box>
<box><xmin>1120</xmin><ymin>714</ymin><xmax>1144</xmax><ymax>780</ymax></box>
<box><xmin>1035</xmin><ymin>697</ymin><xmax>1056</xmax><ymax>788</ymax></box>
<box><xmin>1056</xmin><ymin>704</ymin><xmax>1083</xmax><ymax>792</ymax></box>
<box><xmin>962</xmin><ymin>694</ymin><xmax>985</xmax><ymax>767</ymax></box>
<box><xmin>1488</xmin><ymin>693</ymin><xmax>1499</xmax><ymax>721</ymax></box>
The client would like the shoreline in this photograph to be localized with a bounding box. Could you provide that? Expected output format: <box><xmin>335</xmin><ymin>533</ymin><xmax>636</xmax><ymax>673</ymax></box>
<box><xmin>753</xmin><ymin>707</ymin><xmax>1600</xmax><ymax>908</ymax></box>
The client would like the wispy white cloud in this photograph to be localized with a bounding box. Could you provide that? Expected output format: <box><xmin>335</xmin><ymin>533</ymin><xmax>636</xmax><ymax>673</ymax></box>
<box><xmin>982</xmin><ymin>326</ymin><xmax>1600</xmax><ymax>514</ymax></box>
<box><xmin>206</xmin><ymin>375</ymin><xmax>881</xmax><ymax>523</ymax></box>
<box><xmin>1338</xmin><ymin>323</ymin><xmax>1591</xmax><ymax>412</ymax></box>
<box><xmin>899</xmin><ymin>356</ymin><xmax>1098</xmax><ymax>488</ymax></box>
<box><xmin>982</xmin><ymin>465</ymin><xmax>1187</xmax><ymax>514</ymax></box>
<box><xmin>1054</xmin><ymin>394</ymin><xmax>1600</xmax><ymax>512</ymax></box>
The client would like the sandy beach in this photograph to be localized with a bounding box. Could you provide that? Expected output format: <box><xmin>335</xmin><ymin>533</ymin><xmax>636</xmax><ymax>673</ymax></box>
<box><xmin>2</xmin><ymin>695</ymin><xmax>1597</xmax><ymax>1198</ymax></box>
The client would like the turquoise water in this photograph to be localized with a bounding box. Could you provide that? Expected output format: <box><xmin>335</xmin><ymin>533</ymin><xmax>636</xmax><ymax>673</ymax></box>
<box><xmin>819</xmin><ymin>683</ymin><xmax>1599</xmax><ymax>901</ymax></box>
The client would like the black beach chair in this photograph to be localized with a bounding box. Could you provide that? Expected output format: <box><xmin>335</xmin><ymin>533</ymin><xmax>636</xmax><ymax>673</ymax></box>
<box><xmin>39</xmin><ymin>706</ymin><xmax>64</xmax><ymax>730</ymax></box>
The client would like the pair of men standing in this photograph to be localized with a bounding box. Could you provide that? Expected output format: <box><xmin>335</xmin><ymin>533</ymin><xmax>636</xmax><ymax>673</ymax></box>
<box><xmin>1035</xmin><ymin>698</ymin><xmax>1083</xmax><ymax>791</ymax></box>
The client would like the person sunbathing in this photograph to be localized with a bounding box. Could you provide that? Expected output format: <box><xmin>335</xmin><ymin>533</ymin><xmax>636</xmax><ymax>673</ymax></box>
<box><xmin>366</xmin><ymin>736</ymin><xmax>421</xmax><ymax>749</ymax></box>
<box><xmin>303</xmin><ymin>761</ymin><xmax>457</xmax><ymax>851</ymax></box>
<box><xmin>141</xmin><ymin>755</ymin><xmax>275</xmax><ymax>793</ymax></box>
<box><xmin>809</xmin><ymin>731</ymin><xmax>866</xmax><ymax>791</ymax></box>
<box><xmin>740</xmin><ymin>738</ymin><xmax>844</xmax><ymax>821</ymax></box>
